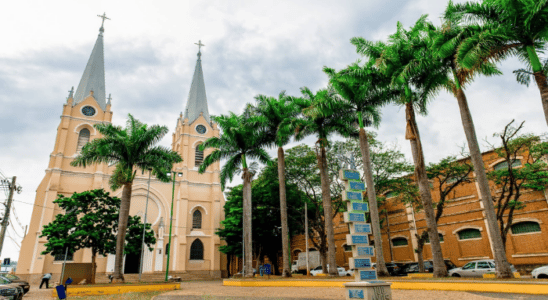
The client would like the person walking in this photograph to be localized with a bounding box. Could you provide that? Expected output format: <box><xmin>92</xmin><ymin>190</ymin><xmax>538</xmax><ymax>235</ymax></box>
<box><xmin>39</xmin><ymin>273</ymin><xmax>52</xmax><ymax>289</ymax></box>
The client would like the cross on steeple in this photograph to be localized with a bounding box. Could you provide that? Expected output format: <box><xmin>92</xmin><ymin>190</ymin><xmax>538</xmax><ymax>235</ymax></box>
<box><xmin>97</xmin><ymin>12</ymin><xmax>110</xmax><ymax>32</ymax></box>
<box><xmin>195</xmin><ymin>40</ymin><xmax>205</xmax><ymax>57</ymax></box>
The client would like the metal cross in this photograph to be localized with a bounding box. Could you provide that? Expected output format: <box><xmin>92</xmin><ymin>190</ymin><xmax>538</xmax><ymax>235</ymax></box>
<box><xmin>195</xmin><ymin>40</ymin><xmax>205</xmax><ymax>53</ymax></box>
<box><xmin>97</xmin><ymin>12</ymin><xmax>110</xmax><ymax>27</ymax></box>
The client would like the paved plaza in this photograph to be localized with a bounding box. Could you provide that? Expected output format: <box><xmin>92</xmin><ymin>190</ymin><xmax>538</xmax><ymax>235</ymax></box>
<box><xmin>153</xmin><ymin>280</ymin><xmax>545</xmax><ymax>300</ymax></box>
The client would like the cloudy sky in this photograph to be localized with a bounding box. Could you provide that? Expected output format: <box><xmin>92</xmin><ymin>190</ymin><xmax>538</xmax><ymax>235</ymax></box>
<box><xmin>0</xmin><ymin>0</ymin><xmax>545</xmax><ymax>261</ymax></box>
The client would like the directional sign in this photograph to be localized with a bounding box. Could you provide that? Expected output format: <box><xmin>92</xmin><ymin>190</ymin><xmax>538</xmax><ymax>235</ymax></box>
<box><xmin>350</xmin><ymin>223</ymin><xmax>372</xmax><ymax>235</ymax></box>
<box><xmin>349</xmin><ymin>258</ymin><xmax>372</xmax><ymax>269</ymax></box>
<box><xmin>263</xmin><ymin>263</ymin><xmax>271</xmax><ymax>275</ymax></box>
<box><xmin>358</xmin><ymin>270</ymin><xmax>377</xmax><ymax>281</ymax></box>
<box><xmin>346</xmin><ymin>181</ymin><xmax>365</xmax><ymax>191</ymax></box>
<box><xmin>346</xmin><ymin>234</ymin><xmax>369</xmax><ymax>245</ymax></box>
<box><xmin>356</xmin><ymin>246</ymin><xmax>375</xmax><ymax>257</ymax></box>
<box><xmin>340</xmin><ymin>170</ymin><xmax>360</xmax><ymax>181</ymax></box>
<box><xmin>344</xmin><ymin>212</ymin><xmax>365</xmax><ymax>223</ymax></box>
<box><xmin>348</xmin><ymin>201</ymin><xmax>369</xmax><ymax>212</ymax></box>
<box><xmin>343</xmin><ymin>191</ymin><xmax>363</xmax><ymax>201</ymax></box>
<box><xmin>2</xmin><ymin>258</ymin><xmax>10</xmax><ymax>266</ymax></box>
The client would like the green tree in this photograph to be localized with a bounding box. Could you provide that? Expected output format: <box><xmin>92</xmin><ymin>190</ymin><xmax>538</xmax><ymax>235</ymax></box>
<box><xmin>447</xmin><ymin>0</ymin><xmax>548</xmax><ymax>126</ymax></box>
<box><xmin>352</xmin><ymin>16</ymin><xmax>449</xmax><ymax>277</ymax></box>
<box><xmin>40</xmin><ymin>189</ymin><xmax>156</xmax><ymax>283</ymax></box>
<box><xmin>251</xmin><ymin>92</ymin><xmax>300</xmax><ymax>277</ymax></box>
<box><xmin>217</xmin><ymin>167</ymin><xmax>305</xmax><ymax>276</ymax></box>
<box><xmin>70</xmin><ymin>114</ymin><xmax>181</xmax><ymax>281</ymax></box>
<box><xmin>488</xmin><ymin>121</ymin><xmax>548</xmax><ymax>248</ymax></box>
<box><xmin>282</xmin><ymin>144</ymin><xmax>347</xmax><ymax>273</ymax></box>
<box><xmin>294</xmin><ymin>87</ymin><xmax>357</xmax><ymax>276</ymax></box>
<box><xmin>323</xmin><ymin>64</ymin><xmax>393</xmax><ymax>276</ymax></box>
<box><xmin>199</xmin><ymin>112</ymin><xmax>270</xmax><ymax>277</ymax></box>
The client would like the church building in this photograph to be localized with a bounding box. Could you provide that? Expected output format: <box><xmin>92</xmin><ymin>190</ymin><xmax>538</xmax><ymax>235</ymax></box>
<box><xmin>17</xmin><ymin>18</ymin><xmax>226</xmax><ymax>283</ymax></box>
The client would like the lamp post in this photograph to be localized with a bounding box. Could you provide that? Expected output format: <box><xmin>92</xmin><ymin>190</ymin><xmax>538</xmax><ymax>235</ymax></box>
<box><xmin>138</xmin><ymin>169</ymin><xmax>152</xmax><ymax>281</ymax></box>
<box><xmin>165</xmin><ymin>171</ymin><xmax>183</xmax><ymax>282</ymax></box>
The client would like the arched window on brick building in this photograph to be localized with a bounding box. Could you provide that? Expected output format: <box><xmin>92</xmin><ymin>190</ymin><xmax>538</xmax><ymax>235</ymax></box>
<box><xmin>195</xmin><ymin>143</ymin><xmax>204</xmax><ymax>167</ymax></box>
<box><xmin>391</xmin><ymin>237</ymin><xmax>408</xmax><ymax>247</ymax></box>
<box><xmin>494</xmin><ymin>159</ymin><xmax>522</xmax><ymax>171</ymax></box>
<box><xmin>511</xmin><ymin>221</ymin><xmax>541</xmax><ymax>235</ymax></box>
<box><xmin>457</xmin><ymin>228</ymin><xmax>481</xmax><ymax>240</ymax></box>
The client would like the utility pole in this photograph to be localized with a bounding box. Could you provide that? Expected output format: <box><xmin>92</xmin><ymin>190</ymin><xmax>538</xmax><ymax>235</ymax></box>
<box><xmin>305</xmin><ymin>202</ymin><xmax>309</xmax><ymax>276</ymax></box>
<box><xmin>0</xmin><ymin>176</ymin><xmax>19</xmax><ymax>257</ymax></box>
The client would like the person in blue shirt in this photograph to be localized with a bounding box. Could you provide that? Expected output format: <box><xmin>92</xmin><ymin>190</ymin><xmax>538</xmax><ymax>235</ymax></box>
<box><xmin>39</xmin><ymin>273</ymin><xmax>52</xmax><ymax>289</ymax></box>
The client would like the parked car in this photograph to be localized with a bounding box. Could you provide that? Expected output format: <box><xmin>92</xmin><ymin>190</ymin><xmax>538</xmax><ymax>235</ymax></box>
<box><xmin>532</xmin><ymin>265</ymin><xmax>548</xmax><ymax>279</ymax></box>
<box><xmin>0</xmin><ymin>277</ymin><xmax>22</xmax><ymax>300</ymax></box>
<box><xmin>448</xmin><ymin>260</ymin><xmax>516</xmax><ymax>277</ymax></box>
<box><xmin>371</xmin><ymin>263</ymin><xmax>407</xmax><ymax>276</ymax></box>
<box><xmin>0</xmin><ymin>275</ymin><xmax>29</xmax><ymax>294</ymax></box>
<box><xmin>310</xmin><ymin>265</ymin><xmax>347</xmax><ymax>276</ymax></box>
<box><xmin>236</xmin><ymin>268</ymin><xmax>257</xmax><ymax>276</ymax></box>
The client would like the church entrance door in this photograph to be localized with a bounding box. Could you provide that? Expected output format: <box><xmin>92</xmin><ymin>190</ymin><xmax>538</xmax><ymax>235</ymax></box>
<box><xmin>124</xmin><ymin>252</ymin><xmax>141</xmax><ymax>274</ymax></box>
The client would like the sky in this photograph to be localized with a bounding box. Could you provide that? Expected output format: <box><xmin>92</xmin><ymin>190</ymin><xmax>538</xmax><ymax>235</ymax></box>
<box><xmin>0</xmin><ymin>0</ymin><xmax>545</xmax><ymax>262</ymax></box>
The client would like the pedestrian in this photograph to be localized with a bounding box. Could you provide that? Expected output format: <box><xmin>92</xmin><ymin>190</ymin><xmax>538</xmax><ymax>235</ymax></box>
<box><xmin>39</xmin><ymin>273</ymin><xmax>52</xmax><ymax>289</ymax></box>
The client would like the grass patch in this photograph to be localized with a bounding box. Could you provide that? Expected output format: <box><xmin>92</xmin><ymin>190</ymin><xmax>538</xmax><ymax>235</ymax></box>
<box><xmin>69</xmin><ymin>291</ymin><xmax>163</xmax><ymax>300</ymax></box>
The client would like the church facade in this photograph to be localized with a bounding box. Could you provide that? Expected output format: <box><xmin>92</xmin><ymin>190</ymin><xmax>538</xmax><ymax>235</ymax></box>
<box><xmin>17</xmin><ymin>21</ymin><xmax>226</xmax><ymax>283</ymax></box>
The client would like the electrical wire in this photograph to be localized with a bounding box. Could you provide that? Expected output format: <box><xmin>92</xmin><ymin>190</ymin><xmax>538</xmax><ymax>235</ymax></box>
<box><xmin>6</xmin><ymin>234</ymin><xmax>20</xmax><ymax>249</ymax></box>
<box><xmin>9</xmin><ymin>217</ymin><xmax>24</xmax><ymax>239</ymax></box>
<box><xmin>12</xmin><ymin>199</ymin><xmax>221</xmax><ymax>232</ymax></box>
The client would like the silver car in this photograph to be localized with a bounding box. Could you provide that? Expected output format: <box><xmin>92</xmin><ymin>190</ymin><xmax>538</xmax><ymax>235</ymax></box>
<box><xmin>531</xmin><ymin>265</ymin><xmax>548</xmax><ymax>279</ymax></box>
<box><xmin>449</xmin><ymin>260</ymin><xmax>516</xmax><ymax>277</ymax></box>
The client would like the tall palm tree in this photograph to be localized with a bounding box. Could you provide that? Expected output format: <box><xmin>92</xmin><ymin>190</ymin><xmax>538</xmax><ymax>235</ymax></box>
<box><xmin>251</xmin><ymin>92</ymin><xmax>300</xmax><ymax>277</ymax></box>
<box><xmin>294</xmin><ymin>87</ymin><xmax>357</xmax><ymax>276</ymax></box>
<box><xmin>198</xmin><ymin>112</ymin><xmax>271</xmax><ymax>277</ymax></box>
<box><xmin>351</xmin><ymin>16</ymin><xmax>449</xmax><ymax>277</ymax></box>
<box><xmin>322</xmin><ymin>64</ymin><xmax>394</xmax><ymax>277</ymax></box>
<box><xmin>71</xmin><ymin>114</ymin><xmax>182</xmax><ymax>281</ymax></box>
<box><xmin>432</xmin><ymin>13</ymin><xmax>515</xmax><ymax>278</ymax></box>
<box><xmin>447</xmin><ymin>0</ymin><xmax>548</xmax><ymax>126</ymax></box>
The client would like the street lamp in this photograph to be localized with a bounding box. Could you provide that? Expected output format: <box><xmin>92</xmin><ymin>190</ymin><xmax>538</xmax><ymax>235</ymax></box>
<box><xmin>138</xmin><ymin>169</ymin><xmax>153</xmax><ymax>281</ymax></box>
<box><xmin>165</xmin><ymin>171</ymin><xmax>183</xmax><ymax>282</ymax></box>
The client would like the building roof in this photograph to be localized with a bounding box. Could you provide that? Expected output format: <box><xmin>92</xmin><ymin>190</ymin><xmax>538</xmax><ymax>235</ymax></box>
<box><xmin>183</xmin><ymin>50</ymin><xmax>210</xmax><ymax>124</ymax></box>
<box><xmin>73</xmin><ymin>26</ymin><xmax>107</xmax><ymax>111</ymax></box>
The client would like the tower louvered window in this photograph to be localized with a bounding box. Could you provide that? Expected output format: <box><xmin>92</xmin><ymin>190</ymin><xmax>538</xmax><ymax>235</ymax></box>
<box><xmin>195</xmin><ymin>145</ymin><xmax>204</xmax><ymax>167</ymax></box>
<box><xmin>193</xmin><ymin>210</ymin><xmax>202</xmax><ymax>229</ymax></box>
<box><xmin>190</xmin><ymin>239</ymin><xmax>204</xmax><ymax>260</ymax></box>
<box><xmin>76</xmin><ymin>128</ymin><xmax>90</xmax><ymax>152</ymax></box>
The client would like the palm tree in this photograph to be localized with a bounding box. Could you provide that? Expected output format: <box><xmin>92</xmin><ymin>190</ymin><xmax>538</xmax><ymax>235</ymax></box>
<box><xmin>447</xmin><ymin>0</ymin><xmax>548</xmax><ymax>126</ymax></box>
<box><xmin>71</xmin><ymin>114</ymin><xmax>182</xmax><ymax>281</ymax></box>
<box><xmin>351</xmin><ymin>16</ymin><xmax>449</xmax><ymax>277</ymax></box>
<box><xmin>322</xmin><ymin>64</ymin><xmax>394</xmax><ymax>277</ymax></box>
<box><xmin>432</xmin><ymin>12</ymin><xmax>515</xmax><ymax>278</ymax></box>
<box><xmin>198</xmin><ymin>112</ymin><xmax>271</xmax><ymax>277</ymax></box>
<box><xmin>294</xmin><ymin>87</ymin><xmax>357</xmax><ymax>276</ymax></box>
<box><xmin>251</xmin><ymin>92</ymin><xmax>300</xmax><ymax>277</ymax></box>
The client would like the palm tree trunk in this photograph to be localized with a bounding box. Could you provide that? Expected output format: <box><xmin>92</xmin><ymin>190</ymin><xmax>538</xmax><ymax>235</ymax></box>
<box><xmin>317</xmin><ymin>145</ymin><xmax>337</xmax><ymax>276</ymax></box>
<box><xmin>405</xmin><ymin>103</ymin><xmax>447</xmax><ymax>278</ymax></box>
<box><xmin>242</xmin><ymin>168</ymin><xmax>253</xmax><ymax>278</ymax></box>
<box><xmin>417</xmin><ymin>242</ymin><xmax>425</xmax><ymax>273</ymax></box>
<box><xmin>112</xmin><ymin>182</ymin><xmax>133</xmax><ymax>282</ymax></box>
<box><xmin>533</xmin><ymin>72</ymin><xmax>548</xmax><ymax>127</ymax></box>
<box><xmin>454</xmin><ymin>88</ymin><xmax>514</xmax><ymax>278</ymax></box>
<box><xmin>278</xmin><ymin>147</ymin><xmax>292</xmax><ymax>277</ymax></box>
<box><xmin>359</xmin><ymin>128</ymin><xmax>389</xmax><ymax>276</ymax></box>
<box><xmin>385</xmin><ymin>210</ymin><xmax>394</xmax><ymax>263</ymax></box>
<box><xmin>526</xmin><ymin>45</ymin><xmax>548</xmax><ymax>127</ymax></box>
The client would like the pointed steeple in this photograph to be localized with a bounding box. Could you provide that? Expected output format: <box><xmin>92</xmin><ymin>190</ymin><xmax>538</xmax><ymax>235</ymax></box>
<box><xmin>73</xmin><ymin>14</ymin><xmax>109</xmax><ymax>111</ymax></box>
<box><xmin>183</xmin><ymin>40</ymin><xmax>210</xmax><ymax>124</ymax></box>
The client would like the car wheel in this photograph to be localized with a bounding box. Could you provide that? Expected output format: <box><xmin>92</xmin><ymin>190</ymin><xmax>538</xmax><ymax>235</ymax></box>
<box><xmin>451</xmin><ymin>274</ymin><xmax>461</xmax><ymax>277</ymax></box>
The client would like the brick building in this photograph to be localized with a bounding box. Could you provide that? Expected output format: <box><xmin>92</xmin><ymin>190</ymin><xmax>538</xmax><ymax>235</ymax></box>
<box><xmin>290</xmin><ymin>150</ymin><xmax>548</xmax><ymax>272</ymax></box>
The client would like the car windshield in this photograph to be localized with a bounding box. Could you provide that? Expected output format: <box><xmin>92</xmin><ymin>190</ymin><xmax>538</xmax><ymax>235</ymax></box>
<box><xmin>462</xmin><ymin>262</ymin><xmax>476</xmax><ymax>270</ymax></box>
<box><xmin>0</xmin><ymin>278</ymin><xmax>10</xmax><ymax>284</ymax></box>
<box><xmin>313</xmin><ymin>266</ymin><xmax>322</xmax><ymax>271</ymax></box>
<box><xmin>3</xmin><ymin>274</ymin><xmax>18</xmax><ymax>280</ymax></box>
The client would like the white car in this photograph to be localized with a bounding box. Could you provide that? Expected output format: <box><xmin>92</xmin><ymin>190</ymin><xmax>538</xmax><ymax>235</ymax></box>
<box><xmin>310</xmin><ymin>265</ymin><xmax>347</xmax><ymax>276</ymax></box>
<box><xmin>448</xmin><ymin>260</ymin><xmax>516</xmax><ymax>278</ymax></box>
<box><xmin>532</xmin><ymin>265</ymin><xmax>548</xmax><ymax>279</ymax></box>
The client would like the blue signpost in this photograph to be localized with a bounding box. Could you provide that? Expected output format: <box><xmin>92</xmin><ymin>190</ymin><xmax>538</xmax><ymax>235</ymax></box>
<box><xmin>340</xmin><ymin>167</ymin><xmax>392</xmax><ymax>300</ymax></box>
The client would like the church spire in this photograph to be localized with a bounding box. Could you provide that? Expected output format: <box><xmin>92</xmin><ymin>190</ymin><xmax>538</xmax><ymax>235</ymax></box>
<box><xmin>73</xmin><ymin>13</ymin><xmax>110</xmax><ymax>111</ymax></box>
<box><xmin>183</xmin><ymin>40</ymin><xmax>210</xmax><ymax>124</ymax></box>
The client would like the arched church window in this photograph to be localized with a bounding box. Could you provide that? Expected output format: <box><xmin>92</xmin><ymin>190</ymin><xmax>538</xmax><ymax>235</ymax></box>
<box><xmin>76</xmin><ymin>128</ymin><xmax>90</xmax><ymax>152</ymax></box>
<box><xmin>195</xmin><ymin>144</ymin><xmax>204</xmax><ymax>167</ymax></box>
<box><xmin>192</xmin><ymin>210</ymin><xmax>202</xmax><ymax>229</ymax></box>
<box><xmin>190</xmin><ymin>239</ymin><xmax>204</xmax><ymax>260</ymax></box>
